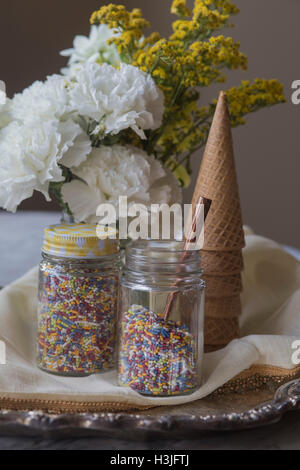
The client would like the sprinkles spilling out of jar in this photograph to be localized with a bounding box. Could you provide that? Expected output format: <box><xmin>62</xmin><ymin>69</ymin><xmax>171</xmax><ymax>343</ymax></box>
<box><xmin>118</xmin><ymin>305</ymin><xmax>198</xmax><ymax>396</ymax></box>
<box><xmin>38</xmin><ymin>264</ymin><xmax>119</xmax><ymax>376</ymax></box>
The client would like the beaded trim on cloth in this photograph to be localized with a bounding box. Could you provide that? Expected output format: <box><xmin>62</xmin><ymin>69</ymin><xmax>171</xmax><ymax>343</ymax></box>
<box><xmin>0</xmin><ymin>365</ymin><xmax>299</xmax><ymax>413</ymax></box>
<box><xmin>0</xmin><ymin>398</ymin><xmax>153</xmax><ymax>414</ymax></box>
<box><xmin>211</xmin><ymin>364</ymin><xmax>300</xmax><ymax>397</ymax></box>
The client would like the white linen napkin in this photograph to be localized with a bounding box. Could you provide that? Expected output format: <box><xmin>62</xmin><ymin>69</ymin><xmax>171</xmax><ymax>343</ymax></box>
<box><xmin>0</xmin><ymin>231</ymin><xmax>299</xmax><ymax>408</ymax></box>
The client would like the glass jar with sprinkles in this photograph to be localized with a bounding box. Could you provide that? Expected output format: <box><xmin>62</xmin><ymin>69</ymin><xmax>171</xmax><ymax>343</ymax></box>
<box><xmin>118</xmin><ymin>240</ymin><xmax>205</xmax><ymax>396</ymax></box>
<box><xmin>37</xmin><ymin>224</ymin><xmax>121</xmax><ymax>376</ymax></box>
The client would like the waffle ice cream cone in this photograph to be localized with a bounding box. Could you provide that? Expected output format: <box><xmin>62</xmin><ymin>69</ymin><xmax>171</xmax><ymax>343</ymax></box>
<box><xmin>192</xmin><ymin>91</ymin><xmax>245</xmax><ymax>252</ymax></box>
<box><xmin>204</xmin><ymin>316</ymin><xmax>240</xmax><ymax>349</ymax></box>
<box><xmin>205</xmin><ymin>295</ymin><xmax>241</xmax><ymax>318</ymax></box>
<box><xmin>201</xmin><ymin>249</ymin><xmax>244</xmax><ymax>275</ymax></box>
<box><xmin>188</xmin><ymin>91</ymin><xmax>246</xmax><ymax>350</ymax></box>
<box><xmin>203</xmin><ymin>273</ymin><xmax>243</xmax><ymax>297</ymax></box>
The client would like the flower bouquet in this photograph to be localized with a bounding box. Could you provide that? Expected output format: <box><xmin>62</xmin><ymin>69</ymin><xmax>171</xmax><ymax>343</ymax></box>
<box><xmin>0</xmin><ymin>1</ymin><xmax>285</xmax><ymax>224</ymax></box>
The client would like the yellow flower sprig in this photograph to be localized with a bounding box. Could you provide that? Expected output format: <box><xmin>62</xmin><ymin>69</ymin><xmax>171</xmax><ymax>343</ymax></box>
<box><xmin>224</xmin><ymin>79</ymin><xmax>286</xmax><ymax>126</ymax></box>
<box><xmin>90</xmin><ymin>4</ymin><xmax>149</xmax><ymax>61</ymax></box>
<box><xmin>171</xmin><ymin>0</ymin><xmax>191</xmax><ymax>18</ymax></box>
<box><xmin>160</xmin><ymin>79</ymin><xmax>286</xmax><ymax>180</ymax></box>
<box><xmin>90</xmin><ymin>2</ymin><xmax>285</xmax><ymax>187</ymax></box>
<box><xmin>171</xmin><ymin>0</ymin><xmax>239</xmax><ymax>45</ymax></box>
<box><xmin>132</xmin><ymin>31</ymin><xmax>247</xmax><ymax>160</ymax></box>
<box><xmin>133</xmin><ymin>35</ymin><xmax>247</xmax><ymax>101</ymax></box>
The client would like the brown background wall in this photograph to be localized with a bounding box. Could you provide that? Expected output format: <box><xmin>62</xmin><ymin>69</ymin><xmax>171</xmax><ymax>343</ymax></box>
<box><xmin>1</xmin><ymin>0</ymin><xmax>299</xmax><ymax>247</ymax></box>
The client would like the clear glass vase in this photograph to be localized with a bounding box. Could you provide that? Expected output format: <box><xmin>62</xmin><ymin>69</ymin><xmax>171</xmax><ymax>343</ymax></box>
<box><xmin>117</xmin><ymin>240</ymin><xmax>205</xmax><ymax>396</ymax></box>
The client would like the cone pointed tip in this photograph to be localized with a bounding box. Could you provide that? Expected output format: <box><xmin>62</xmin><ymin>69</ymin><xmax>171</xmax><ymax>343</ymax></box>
<box><xmin>218</xmin><ymin>90</ymin><xmax>227</xmax><ymax>102</ymax></box>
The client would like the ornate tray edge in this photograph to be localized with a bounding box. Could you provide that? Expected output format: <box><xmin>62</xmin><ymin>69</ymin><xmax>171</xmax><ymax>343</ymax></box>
<box><xmin>0</xmin><ymin>379</ymin><xmax>299</xmax><ymax>439</ymax></box>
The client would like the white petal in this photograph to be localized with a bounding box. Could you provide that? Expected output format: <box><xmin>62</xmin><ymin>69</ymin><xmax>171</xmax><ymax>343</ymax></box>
<box><xmin>61</xmin><ymin>179</ymin><xmax>105</xmax><ymax>223</ymax></box>
<box><xmin>60</xmin><ymin>130</ymin><xmax>92</xmax><ymax>168</ymax></box>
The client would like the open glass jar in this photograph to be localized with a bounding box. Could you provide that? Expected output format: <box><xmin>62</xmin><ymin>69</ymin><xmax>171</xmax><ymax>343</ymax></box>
<box><xmin>118</xmin><ymin>240</ymin><xmax>205</xmax><ymax>397</ymax></box>
<box><xmin>37</xmin><ymin>224</ymin><xmax>121</xmax><ymax>376</ymax></box>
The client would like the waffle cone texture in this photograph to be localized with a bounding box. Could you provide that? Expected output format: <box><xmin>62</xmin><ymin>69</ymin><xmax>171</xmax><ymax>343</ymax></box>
<box><xmin>203</xmin><ymin>273</ymin><xmax>243</xmax><ymax>297</ymax></box>
<box><xmin>204</xmin><ymin>316</ymin><xmax>240</xmax><ymax>350</ymax></box>
<box><xmin>192</xmin><ymin>91</ymin><xmax>245</xmax><ymax>252</ymax></box>
<box><xmin>192</xmin><ymin>92</ymin><xmax>245</xmax><ymax>350</ymax></box>
<box><xmin>201</xmin><ymin>249</ymin><xmax>244</xmax><ymax>275</ymax></box>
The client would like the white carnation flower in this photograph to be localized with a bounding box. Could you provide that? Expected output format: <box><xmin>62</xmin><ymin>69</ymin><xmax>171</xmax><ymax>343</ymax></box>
<box><xmin>69</xmin><ymin>62</ymin><xmax>165</xmax><ymax>139</ymax></box>
<box><xmin>0</xmin><ymin>119</ymin><xmax>91</xmax><ymax>212</ymax></box>
<box><xmin>11</xmin><ymin>74</ymin><xmax>70</xmax><ymax>123</ymax></box>
<box><xmin>61</xmin><ymin>145</ymin><xmax>181</xmax><ymax>223</ymax></box>
<box><xmin>0</xmin><ymin>121</ymin><xmax>61</xmax><ymax>211</ymax></box>
<box><xmin>60</xmin><ymin>25</ymin><xmax>120</xmax><ymax>72</ymax></box>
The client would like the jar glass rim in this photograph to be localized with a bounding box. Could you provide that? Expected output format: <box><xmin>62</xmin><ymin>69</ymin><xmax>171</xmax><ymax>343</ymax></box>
<box><xmin>126</xmin><ymin>238</ymin><xmax>201</xmax><ymax>253</ymax></box>
<box><xmin>124</xmin><ymin>239</ymin><xmax>202</xmax><ymax>279</ymax></box>
<box><xmin>126</xmin><ymin>239</ymin><xmax>201</xmax><ymax>261</ymax></box>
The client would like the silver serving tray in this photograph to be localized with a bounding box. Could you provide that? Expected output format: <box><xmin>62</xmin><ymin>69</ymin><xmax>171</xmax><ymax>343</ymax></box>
<box><xmin>0</xmin><ymin>380</ymin><xmax>299</xmax><ymax>440</ymax></box>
